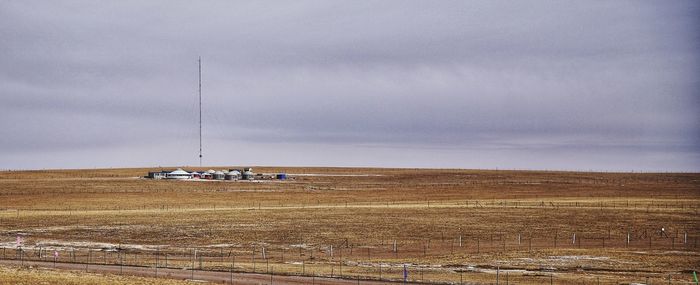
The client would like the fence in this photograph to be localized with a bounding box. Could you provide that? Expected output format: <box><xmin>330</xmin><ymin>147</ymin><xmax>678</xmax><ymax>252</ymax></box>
<box><xmin>2</xmin><ymin>230</ymin><xmax>698</xmax><ymax>285</ymax></box>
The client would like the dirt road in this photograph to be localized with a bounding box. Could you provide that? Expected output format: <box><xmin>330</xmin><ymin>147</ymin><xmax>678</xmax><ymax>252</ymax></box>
<box><xmin>0</xmin><ymin>259</ymin><xmax>411</xmax><ymax>285</ymax></box>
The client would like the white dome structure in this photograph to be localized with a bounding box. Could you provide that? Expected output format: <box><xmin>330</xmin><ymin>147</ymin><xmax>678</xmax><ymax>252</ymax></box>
<box><xmin>225</xmin><ymin>170</ymin><xmax>241</xmax><ymax>180</ymax></box>
<box><xmin>167</xmin><ymin>168</ymin><xmax>191</xmax><ymax>180</ymax></box>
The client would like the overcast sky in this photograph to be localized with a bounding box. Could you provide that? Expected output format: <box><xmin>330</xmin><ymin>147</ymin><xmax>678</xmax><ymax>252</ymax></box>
<box><xmin>1</xmin><ymin>1</ymin><xmax>698</xmax><ymax>171</ymax></box>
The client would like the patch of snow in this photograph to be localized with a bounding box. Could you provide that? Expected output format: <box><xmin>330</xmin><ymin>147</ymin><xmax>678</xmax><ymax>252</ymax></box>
<box><xmin>548</xmin><ymin>255</ymin><xmax>609</xmax><ymax>261</ymax></box>
<box><xmin>289</xmin><ymin>244</ymin><xmax>313</xmax><ymax>249</ymax></box>
<box><xmin>203</xmin><ymin>243</ymin><xmax>239</xmax><ymax>248</ymax></box>
<box><xmin>0</xmin><ymin>240</ymin><xmax>166</xmax><ymax>252</ymax></box>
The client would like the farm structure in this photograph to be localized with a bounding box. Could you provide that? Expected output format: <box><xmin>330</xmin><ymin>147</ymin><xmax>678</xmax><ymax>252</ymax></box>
<box><xmin>146</xmin><ymin>167</ymin><xmax>287</xmax><ymax>181</ymax></box>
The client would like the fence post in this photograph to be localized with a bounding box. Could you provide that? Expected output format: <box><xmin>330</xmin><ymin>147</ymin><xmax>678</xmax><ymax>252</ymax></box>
<box><xmin>496</xmin><ymin>266</ymin><xmax>499</xmax><ymax>285</ymax></box>
<box><xmin>627</xmin><ymin>231</ymin><xmax>630</xmax><ymax>247</ymax></box>
<box><xmin>155</xmin><ymin>247</ymin><xmax>159</xmax><ymax>277</ymax></box>
<box><xmin>230</xmin><ymin>255</ymin><xmax>234</xmax><ymax>285</ymax></box>
<box><xmin>191</xmin><ymin>249</ymin><xmax>195</xmax><ymax>280</ymax></box>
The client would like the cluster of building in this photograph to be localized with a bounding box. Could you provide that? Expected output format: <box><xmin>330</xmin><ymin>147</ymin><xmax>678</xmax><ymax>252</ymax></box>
<box><xmin>146</xmin><ymin>168</ymin><xmax>287</xmax><ymax>181</ymax></box>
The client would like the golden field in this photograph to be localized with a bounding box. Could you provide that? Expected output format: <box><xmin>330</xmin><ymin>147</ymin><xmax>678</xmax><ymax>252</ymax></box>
<box><xmin>0</xmin><ymin>167</ymin><xmax>698</xmax><ymax>284</ymax></box>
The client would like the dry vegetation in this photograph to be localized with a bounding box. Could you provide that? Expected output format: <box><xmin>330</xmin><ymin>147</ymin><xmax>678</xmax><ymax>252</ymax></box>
<box><xmin>0</xmin><ymin>264</ymin><xmax>190</xmax><ymax>284</ymax></box>
<box><xmin>0</xmin><ymin>167</ymin><xmax>699</xmax><ymax>284</ymax></box>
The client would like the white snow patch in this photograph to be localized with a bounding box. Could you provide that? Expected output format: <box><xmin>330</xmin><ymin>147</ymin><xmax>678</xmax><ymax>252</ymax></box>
<box><xmin>548</xmin><ymin>255</ymin><xmax>610</xmax><ymax>261</ymax></box>
<box><xmin>203</xmin><ymin>244</ymin><xmax>239</xmax><ymax>248</ymax></box>
<box><xmin>1</xmin><ymin>240</ymin><xmax>166</xmax><ymax>252</ymax></box>
<box><xmin>289</xmin><ymin>244</ymin><xmax>313</xmax><ymax>250</ymax></box>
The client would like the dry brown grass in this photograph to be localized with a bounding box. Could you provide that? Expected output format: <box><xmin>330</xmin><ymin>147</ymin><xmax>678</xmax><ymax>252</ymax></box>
<box><xmin>0</xmin><ymin>167</ymin><xmax>698</xmax><ymax>284</ymax></box>
<box><xmin>0</xmin><ymin>264</ymin><xmax>190</xmax><ymax>284</ymax></box>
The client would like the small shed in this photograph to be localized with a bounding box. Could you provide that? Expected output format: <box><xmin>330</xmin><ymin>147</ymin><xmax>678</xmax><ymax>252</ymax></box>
<box><xmin>147</xmin><ymin>171</ymin><xmax>168</xmax><ymax>179</ymax></box>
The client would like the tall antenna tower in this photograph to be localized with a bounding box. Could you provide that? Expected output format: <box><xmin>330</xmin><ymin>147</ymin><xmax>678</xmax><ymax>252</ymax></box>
<box><xmin>198</xmin><ymin>57</ymin><xmax>203</xmax><ymax>167</ymax></box>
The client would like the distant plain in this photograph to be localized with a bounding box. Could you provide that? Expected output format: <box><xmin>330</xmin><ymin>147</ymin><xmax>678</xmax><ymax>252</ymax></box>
<box><xmin>0</xmin><ymin>167</ymin><xmax>698</xmax><ymax>284</ymax></box>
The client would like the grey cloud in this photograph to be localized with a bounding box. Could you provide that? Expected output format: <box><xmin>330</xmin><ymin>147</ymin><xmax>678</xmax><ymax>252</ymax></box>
<box><xmin>0</xmin><ymin>0</ymin><xmax>698</xmax><ymax>171</ymax></box>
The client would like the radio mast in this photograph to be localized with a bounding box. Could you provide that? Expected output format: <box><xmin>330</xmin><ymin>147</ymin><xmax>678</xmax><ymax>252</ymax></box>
<box><xmin>198</xmin><ymin>57</ymin><xmax>202</xmax><ymax>167</ymax></box>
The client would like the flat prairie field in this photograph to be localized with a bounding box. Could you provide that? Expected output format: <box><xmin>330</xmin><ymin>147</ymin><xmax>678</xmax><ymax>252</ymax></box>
<box><xmin>0</xmin><ymin>167</ymin><xmax>698</xmax><ymax>284</ymax></box>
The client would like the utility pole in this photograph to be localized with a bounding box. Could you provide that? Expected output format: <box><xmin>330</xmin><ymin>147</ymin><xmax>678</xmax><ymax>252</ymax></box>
<box><xmin>198</xmin><ymin>56</ymin><xmax>203</xmax><ymax>167</ymax></box>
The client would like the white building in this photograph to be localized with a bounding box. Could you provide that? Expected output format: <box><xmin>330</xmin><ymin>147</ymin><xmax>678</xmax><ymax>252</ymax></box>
<box><xmin>167</xmin><ymin>168</ymin><xmax>191</xmax><ymax>179</ymax></box>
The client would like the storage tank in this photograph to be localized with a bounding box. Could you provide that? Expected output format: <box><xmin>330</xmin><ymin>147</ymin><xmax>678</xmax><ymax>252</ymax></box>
<box><xmin>242</xmin><ymin>170</ymin><xmax>255</xmax><ymax>180</ymax></box>
<box><xmin>225</xmin><ymin>170</ymin><xmax>241</xmax><ymax>181</ymax></box>
<box><xmin>213</xmin><ymin>171</ymin><xmax>225</xmax><ymax>180</ymax></box>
